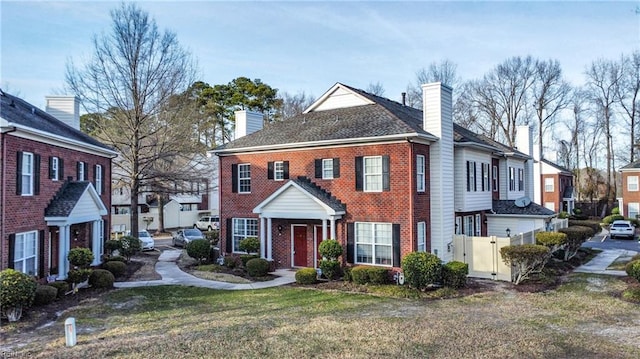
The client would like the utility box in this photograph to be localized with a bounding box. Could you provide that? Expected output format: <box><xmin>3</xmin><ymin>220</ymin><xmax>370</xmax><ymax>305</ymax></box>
<box><xmin>65</xmin><ymin>317</ymin><xmax>77</xmax><ymax>347</ymax></box>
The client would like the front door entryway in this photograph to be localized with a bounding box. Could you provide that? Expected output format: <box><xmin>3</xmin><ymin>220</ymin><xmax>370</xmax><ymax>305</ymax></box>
<box><xmin>293</xmin><ymin>226</ymin><xmax>307</xmax><ymax>267</ymax></box>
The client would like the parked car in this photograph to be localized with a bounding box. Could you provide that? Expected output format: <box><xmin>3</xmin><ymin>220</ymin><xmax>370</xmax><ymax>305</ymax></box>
<box><xmin>609</xmin><ymin>220</ymin><xmax>635</xmax><ymax>239</ymax></box>
<box><xmin>125</xmin><ymin>230</ymin><xmax>155</xmax><ymax>251</ymax></box>
<box><xmin>194</xmin><ymin>216</ymin><xmax>219</xmax><ymax>231</ymax></box>
<box><xmin>173</xmin><ymin>228</ymin><xmax>205</xmax><ymax>247</ymax></box>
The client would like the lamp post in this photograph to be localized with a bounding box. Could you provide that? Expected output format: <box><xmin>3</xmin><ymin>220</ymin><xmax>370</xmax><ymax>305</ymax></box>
<box><xmin>506</xmin><ymin>228</ymin><xmax>511</xmax><ymax>237</ymax></box>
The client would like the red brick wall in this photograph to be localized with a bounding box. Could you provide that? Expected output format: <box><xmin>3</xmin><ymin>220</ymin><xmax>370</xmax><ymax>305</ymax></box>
<box><xmin>622</xmin><ymin>171</ymin><xmax>640</xmax><ymax>216</ymax></box>
<box><xmin>541</xmin><ymin>174</ymin><xmax>559</xmax><ymax>211</ymax></box>
<box><xmin>219</xmin><ymin>141</ymin><xmax>431</xmax><ymax>269</ymax></box>
<box><xmin>1</xmin><ymin>134</ymin><xmax>112</xmax><ymax>272</ymax></box>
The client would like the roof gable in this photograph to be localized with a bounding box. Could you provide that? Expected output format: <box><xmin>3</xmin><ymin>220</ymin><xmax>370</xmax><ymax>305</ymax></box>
<box><xmin>45</xmin><ymin>181</ymin><xmax>107</xmax><ymax>223</ymax></box>
<box><xmin>304</xmin><ymin>83</ymin><xmax>374</xmax><ymax>113</ymax></box>
<box><xmin>621</xmin><ymin>160</ymin><xmax>640</xmax><ymax>171</ymax></box>
<box><xmin>540</xmin><ymin>159</ymin><xmax>572</xmax><ymax>175</ymax></box>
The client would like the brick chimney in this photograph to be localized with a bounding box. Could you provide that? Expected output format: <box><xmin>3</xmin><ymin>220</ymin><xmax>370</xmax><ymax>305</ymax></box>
<box><xmin>45</xmin><ymin>95</ymin><xmax>80</xmax><ymax>130</ymax></box>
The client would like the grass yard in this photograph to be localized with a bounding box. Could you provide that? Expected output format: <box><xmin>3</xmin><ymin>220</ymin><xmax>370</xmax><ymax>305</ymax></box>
<box><xmin>2</xmin><ymin>273</ymin><xmax>640</xmax><ymax>359</ymax></box>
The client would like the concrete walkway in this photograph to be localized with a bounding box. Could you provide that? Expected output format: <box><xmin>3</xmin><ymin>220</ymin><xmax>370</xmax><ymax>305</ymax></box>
<box><xmin>114</xmin><ymin>250</ymin><xmax>296</xmax><ymax>290</ymax></box>
<box><xmin>574</xmin><ymin>249</ymin><xmax>637</xmax><ymax>276</ymax></box>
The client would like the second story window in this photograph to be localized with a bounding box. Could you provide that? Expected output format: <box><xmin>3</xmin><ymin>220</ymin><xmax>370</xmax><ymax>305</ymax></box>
<box><xmin>95</xmin><ymin>164</ymin><xmax>103</xmax><ymax>194</ymax></box>
<box><xmin>355</xmin><ymin>155</ymin><xmax>389</xmax><ymax>192</ymax></box>
<box><xmin>274</xmin><ymin>161</ymin><xmax>284</xmax><ymax>180</ymax></box>
<box><xmin>518</xmin><ymin>168</ymin><xmax>524</xmax><ymax>191</ymax></box>
<box><xmin>49</xmin><ymin>156</ymin><xmax>61</xmax><ymax>181</ymax></box>
<box><xmin>315</xmin><ymin>158</ymin><xmax>340</xmax><ymax>179</ymax></box>
<box><xmin>20</xmin><ymin>152</ymin><xmax>34</xmax><ymax>195</ymax></box>
<box><xmin>323</xmin><ymin>159</ymin><xmax>334</xmax><ymax>179</ymax></box>
<box><xmin>492</xmin><ymin>165</ymin><xmax>498</xmax><ymax>192</ymax></box>
<box><xmin>628</xmin><ymin>176</ymin><xmax>639</xmax><ymax>192</ymax></box>
<box><xmin>545</xmin><ymin>177</ymin><xmax>554</xmax><ymax>192</ymax></box>
<box><xmin>509</xmin><ymin>167</ymin><xmax>515</xmax><ymax>191</ymax></box>
<box><xmin>238</xmin><ymin>164</ymin><xmax>251</xmax><ymax>193</ymax></box>
<box><xmin>466</xmin><ymin>161</ymin><xmax>477</xmax><ymax>192</ymax></box>
<box><xmin>416</xmin><ymin>155</ymin><xmax>425</xmax><ymax>192</ymax></box>
<box><xmin>482</xmin><ymin>163</ymin><xmax>490</xmax><ymax>191</ymax></box>
<box><xmin>268</xmin><ymin>161</ymin><xmax>289</xmax><ymax>181</ymax></box>
<box><xmin>77</xmin><ymin>161</ymin><xmax>87</xmax><ymax>181</ymax></box>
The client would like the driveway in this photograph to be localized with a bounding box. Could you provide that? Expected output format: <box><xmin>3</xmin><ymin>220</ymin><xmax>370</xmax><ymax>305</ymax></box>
<box><xmin>582</xmin><ymin>228</ymin><xmax>640</xmax><ymax>252</ymax></box>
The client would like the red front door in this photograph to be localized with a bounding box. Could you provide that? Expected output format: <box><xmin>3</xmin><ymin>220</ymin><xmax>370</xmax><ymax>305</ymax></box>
<box><xmin>315</xmin><ymin>226</ymin><xmax>324</xmax><ymax>268</ymax></box>
<box><xmin>293</xmin><ymin>226</ymin><xmax>307</xmax><ymax>267</ymax></box>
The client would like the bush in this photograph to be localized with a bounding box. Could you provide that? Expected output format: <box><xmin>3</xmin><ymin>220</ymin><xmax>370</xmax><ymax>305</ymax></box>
<box><xmin>319</xmin><ymin>260</ymin><xmax>341</xmax><ymax>281</ymax></box>
<box><xmin>626</xmin><ymin>260</ymin><xmax>640</xmax><ymax>283</ymax></box>
<box><xmin>499</xmin><ymin>244</ymin><xmax>550</xmax><ymax>285</ymax></box>
<box><xmin>240</xmin><ymin>254</ymin><xmax>259</xmax><ymax>267</ymax></box>
<box><xmin>612</xmin><ymin>207</ymin><xmax>620</xmax><ymax>215</ymax></box>
<box><xmin>48</xmin><ymin>281</ymin><xmax>70</xmax><ymax>298</ymax></box>
<box><xmin>246</xmin><ymin>258</ymin><xmax>270</xmax><ymax>277</ymax></box>
<box><xmin>102</xmin><ymin>260</ymin><xmax>127</xmax><ymax>278</ymax></box>
<box><xmin>67</xmin><ymin>268</ymin><xmax>93</xmax><ymax>285</ymax></box>
<box><xmin>342</xmin><ymin>266</ymin><xmax>353</xmax><ymax>282</ymax></box>
<box><xmin>224</xmin><ymin>256</ymin><xmax>237</xmax><ymax>269</ymax></box>
<box><xmin>558</xmin><ymin>211</ymin><xmax>569</xmax><ymax>219</ymax></box>
<box><xmin>602</xmin><ymin>214</ymin><xmax>625</xmax><ymax>225</ymax></box>
<box><xmin>68</xmin><ymin>247</ymin><xmax>94</xmax><ymax>268</ymax></box>
<box><xmin>204</xmin><ymin>230</ymin><xmax>220</xmax><ymax>245</ymax></box>
<box><xmin>442</xmin><ymin>261</ymin><xmax>468</xmax><ymax>289</ymax></box>
<box><xmin>186</xmin><ymin>239</ymin><xmax>211</xmax><ymax>263</ymax></box>
<box><xmin>34</xmin><ymin>285</ymin><xmax>58</xmax><ymax>306</ymax></box>
<box><xmin>568</xmin><ymin>220</ymin><xmax>602</xmax><ymax>234</ymax></box>
<box><xmin>118</xmin><ymin>235</ymin><xmax>141</xmax><ymax>261</ymax></box>
<box><xmin>104</xmin><ymin>240</ymin><xmax>121</xmax><ymax>255</ymax></box>
<box><xmin>106</xmin><ymin>255</ymin><xmax>126</xmax><ymax>262</ymax></box>
<box><xmin>558</xmin><ymin>226</ymin><xmax>593</xmax><ymax>260</ymax></box>
<box><xmin>627</xmin><ymin>218</ymin><xmax>640</xmax><ymax>227</ymax></box>
<box><xmin>535</xmin><ymin>232</ymin><xmax>567</xmax><ymax>251</ymax></box>
<box><xmin>350</xmin><ymin>266</ymin><xmax>389</xmax><ymax>285</ymax></box>
<box><xmin>295</xmin><ymin>268</ymin><xmax>317</xmax><ymax>285</ymax></box>
<box><xmin>401</xmin><ymin>252</ymin><xmax>442</xmax><ymax>290</ymax></box>
<box><xmin>89</xmin><ymin>269</ymin><xmax>115</xmax><ymax>289</ymax></box>
<box><xmin>318</xmin><ymin>240</ymin><xmax>343</xmax><ymax>260</ymax></box>
<box><xmin>239</xmin><ymin>237</ymin><xmax>260</xmax><ymax>254</ymax></box>
<box><xmin>0</xmin><ymin>269</ymin><xmax>37</xmax><ymax>322</ymax></box>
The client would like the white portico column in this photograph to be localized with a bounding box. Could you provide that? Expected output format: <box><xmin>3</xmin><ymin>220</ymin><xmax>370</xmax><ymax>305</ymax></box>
<box><xmin>58</xmin><ymin>225</ymin><xmax>70</xmax><ymax>280</ymax></box>
<box><xmin>267</xmin><ymin>217</ymin><xmax>273</xmax><ymax>260</ymax></box>
<box><xmin>92</xmin><ymin>220</ymin><xmax>101</xmax><ymax>266</ymax></box>
<box><xmin>330</xmin><ymin>217</ymin><xmax>336</xmax><ymax>240</ymax></box>
<box><xmin>322</xmin><ymin>219</ymin><xmax>328</xmax><ymax>241</ymax></box>
<box><xmin>260</xmin><ymin>217</ymin><xmax>266</xmax><ymax>259</ymax></box>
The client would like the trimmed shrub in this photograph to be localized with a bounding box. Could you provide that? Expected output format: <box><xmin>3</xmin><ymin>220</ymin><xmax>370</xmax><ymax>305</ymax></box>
<box><xmin>224</xmin><ymin>256</ymin><xmax>237</xmax><ymax>269</ymax></box>
<box><xmin>240</xmin><ymin>254</ymin><xmax>259</xmax><ymax>267</ymax></box>
<box><xmin>318</xmin><ymin>240</ymin><xmax>343</xmax><ymax>260</ymax></box>
<box><xmin>627</xmin><ymin>218</ymin><xmax>640</xmax><ymax>227</ymax></box>
<box><xmin>34</xmin><ymin>285</ymin><xmax>58</xmax><ymax>306</ymax></box>
<box><xmin>442</xmin><ymin>261</ymin><xmax>468</xmax><ymax>289</ymax></box>
<box><xmin>350</xmin><ymin>266</ymin><xmax>389</xmax><ymax>285</ymax></box>
<box><xmin>89</xmin><ymin>269</ymin><xmax>115</xmax><ymax>289</ymax></box>
<box><xmin>118</xmin><ymin>235</ymin><xmax>141</xmax><ymax>261</ymax></box>
<box><xmin>499</xmin><ymin>244</ymin><xmax>550</xmax><ymax>285</ymax></box>
<box><xmin>626</xmin><ymin>260</ymin><xmax>640</xmax><ymax>283</ymax></box>
<box><xmin>104</xmin><ymin>240</ymin><xmax>121</xmax><ymax>255</ymax></box>
<box><xmin>295</xmin><ymin>268</ymin><xmax>318</xmax><ymax>284</ymax></box>
<box><xmin>68</xmin><ymin>247</ymin><xmax>94</xmax><ymax>268</ymax></box>
<box><xmin>67</xmin><ymin>268</ymin><xmax>92</xmax><ymax>285</ymax></box>
<box><xmin>558</xmin><ymin>211</ymin><xmax>569</xmax><ymax>219</ymax></box>
<box><xmin>602</xmin><ymin>214</ymin><xmax>625</xmax><ymax>225</ymax></box>
<box><xmin>350</xmin><ymin>266</ymin><xmax>370</xmax><ymax>285</ymax></box>
<box><xmin>342</xmin><ymin>266</ymin><xmax>353</xmax><ymax>282</ymax></box>
<box><xmin>239</xmin><ymin>237</ymin><xmax>260</xmax><ymax>254</ymax></box>
<box><xmin>48</xmin><ymin>281</ymin><xmax>70</xmax><ymax>298</ymax></box>
<box><xmin>319</xmin><ymin>259</ymin><xmax>341</xmax><ymax>281</ymax></box>
<box><xmin>186</xmin><ymin>239</ymin><xmax>211</xmax><ymax>263</ymax></box>
<box><xmin>535</xmin><ymin>232</ymin><xmax>567</xmax><ymax>252</ymax></box>
<box><xmin>204</xmin><ymin>230</ymin><xmax>220</xmax><ymax>245</ymax></box>
<box><xmin>612</xmin><ymin>207</ymin><xmax>620</xmax><ymax>215</ymax></box>
<box><xmin>0</xmin><ymin>269</ymin><xmax>37</xmax><ymax>322</ymax></box>
<box><xmin>102</xmin><ymin>260</ymin><xmax>127</xmax><ymax>278</ymax></box>
<box><xmin>246</xmin><ymin>258</ymin><xmax>270</xmax><ymax>277</ymax></box>
<box><xmin>106</xmin><ymin>255</ymin><xmax>126</xmax><ymax>262</ymax></box>
<box><xmin>568</xmin><ymin>220</ymin><xmax>602</xmax><ymax>234</ymax></box>
<box><xmin>401</xmin><ymin>252</ymin><xmax>442</xmax><ymax>290</ymax></box>
<box><xmin>559</xmin><ymin>225</ymin><xmax>593</xmax><ymax>261</ymax></box>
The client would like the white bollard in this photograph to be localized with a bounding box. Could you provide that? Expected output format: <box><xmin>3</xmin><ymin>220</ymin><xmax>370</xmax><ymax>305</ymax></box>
<box><xmin>65</xmin><ymin>317</ymin><xmax>77</xmax><ymax>347</ymax></box>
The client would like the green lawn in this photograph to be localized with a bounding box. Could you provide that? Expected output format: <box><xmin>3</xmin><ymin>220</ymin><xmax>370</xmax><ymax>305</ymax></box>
<box><xmin>3</xmin><ymin>274</ymin><xmax>640</xmax><ymax>359</ymax></box>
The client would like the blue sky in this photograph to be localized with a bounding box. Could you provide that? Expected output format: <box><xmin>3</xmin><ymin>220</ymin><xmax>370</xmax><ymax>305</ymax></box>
<box><xmin>1</xmin><ymin>1</ymin><xmax>639</xmax><ymax>110</ymax></box>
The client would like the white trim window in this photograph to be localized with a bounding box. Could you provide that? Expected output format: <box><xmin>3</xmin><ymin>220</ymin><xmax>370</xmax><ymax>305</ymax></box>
<box><xmin>463</xmin><ymin>215</ymin><xmax>474</xmax><ymax>236</ymax></box>
<box><xmin>322</xmin><ymin>159</ymin><xmax>334</xmax><ymax>179</ymax></box>
<box><xmin>417</xmin><ymin>222</ymin><xmax>426</xmax><ymax>252</ymax></box>
<box><xmin>416</xmin><ymin>155</ymin><xmax>425</xmax><ymax>192</ymax></box>
<box><xmin>51</xmin><ymin>157</ymin><xmax>59</xmax><ymax>181</ymax></box>
<box><xmin>14</xmin><ymin>231</ymin><xmax>38</xmax><ymax>275</ymax></box>
<box><xmin>95</xmin><ymin>164</ymin><xmax>103</xmax><ymax>194</ymax></box>
<box><xmin>455</xmin><ymin>216</ymin><xmax>462</xmax><ymax>234</ymax></box>
<box><xmin>518</xmin><ymin>168</ymin><xmax>524</xmax><ymax>191</ymax></box>
<box><xmin>482</xmin><ymin>163</ymin><xmax>490</xmax><ymax>191</ymax></box>
<box><xmin>364</xmin><ymin>156</ymin><xmax>383</xmax><ymax>192</ymax></box>
<box><xmin>509</xmin><ymin>167</ymin><xmax>516</xmax><ymax>191</ymax></box>
<box><xmin>492</xmin><ymin>165</ymin><xmax>498</xmax><ymax>192</ymax></box>
<box><xmin>355</xmin><ymin>222</ymin><xmax>392</xmax><ymax>266</ymax></box>
<box><xmin>545</xmin><ymin>178</ymin><xmax>554</xmax><ymax>192</ymax></box>
<box><xmin>629</xmin><ymin>202</ymin><xmax>639</xmax><ymax>219</ymax></box>
<box><xmin>545</xmin><ymin>202</ymin><xmax>555</xmax><ymax>211</ymax></box>
<box><xmin>232</xmin><ymin>218</ymin><xmax>258</xmax><ymax>252</ymax></box>
<box><xmin>78</xmin><ymin>161</ymin><xmax>86</xmax><ymax>181</ymax></box>
<box><xmin>628</xmin><ymin>176</ymin><xmax>639</xmax><ymax>192</ymax></box>
<box><xmin>475</xmin><ymin>214</ymin><xmax>482</xmax><ymax>236</ymax></box>
<box><xmin>21</xmin><ymin>152</ymin><xmax>34</xmax><ymax>195</ymax></box>
<box><xmin>238</xmin><ymin>164</ymin><xmax>251</xmax><ymax>193</ymax></box>
<box><xmin>467</xmin><ymin>161</ymin><xmax>477</xmax><ymax>192</ymax></box>
<box><xmin>274</xmin><ymin>161</ymin><xmax>284</xmax><ymax>181</ymax></box>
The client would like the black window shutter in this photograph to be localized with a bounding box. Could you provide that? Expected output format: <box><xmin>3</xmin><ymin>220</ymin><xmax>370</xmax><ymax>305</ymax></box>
<box><xmin>346</xmin><ymin>223</ymin><xmax>355</xmax><ymax>264</ymax></box>
<box><xmin>392</xmin><ymin>224</ymin><xmax>401</xmax><ymax>267</ymax></box>
<box><xmin>34</xmin><ymin>154</ymin><xmax>41</xmax><ymax>195</ymax></box>
<box><xmin>49</xmin><ymin>156</ymin><xmax>55</xmax><ymax>179</ymax></box>
<box><xmin>59</xmin><ymin>158</ymin><xmax>64</xmax><ymax>180</ymax></box>
<box><xmin>333</xmin><ymin>158</ymin><xmax>340</xmax><ymax>178</ymax></box>
<box><xmin>267</xmin><ymin>161</ymin><xmax>274</xmax><ymax>180</ymax></box>
<box><xmin>481</xmin><ymin>164</ymin><xmax>486</xmax><ymax>191</ymax></box>
<box><xmin>355</xmin><ymin>157</ymin><xmax>363</xmax><ymax>191</ymax></box>
<box><xmin>8</xmin><ymin>234</ymin><xmax>15</xmax><ymax>269</ymax></box>
<box><xmin>38</xmin><ymin>230</ymin><xmax>45</xmax><ymax>278</ymax></box>
<box><xmin>466</xmin><ymin>161</ymin><xmax>470</xmax><ymax>191</ymax></box>
<box><xmin>231</xmin><ymin>164</ymin><xmax>238</xmax><ymax>193</ymax></box>
<box><xmin>94</xmin><ymin>164</ymin><xmax>98</xmax><ymax>184</ymax></box>
<box><xmin>76</xmin><ymin>161</ymin><xmax>81</xmax><ymax>180</ymax></box>
<box><xmin>225</xmin><ymin>218</ymin><xmax>233</xmax><ymax>253</ymax></box>
<box><xmin>283</xmin><ymin>161</ymin><xmax>289</xmax><ymax>179</ymax></box>
<box><xmin>314</xmin><ymin>159</ymin><xmax>322</xmax><ymax>178</ymax></box>
<box><xmin>16</xmin><ymin>151</ymin><xmax>23</xmax><ymax>195</ymax></box>
<box><xmin>382</xmin><ymin>155</ymin><xmax>390</xmax><ymax>191</ymax></box>
<box><xmin>473</xmin><ymin>162</ymin><xmax>477</xmax><ymax>192</ymax></box>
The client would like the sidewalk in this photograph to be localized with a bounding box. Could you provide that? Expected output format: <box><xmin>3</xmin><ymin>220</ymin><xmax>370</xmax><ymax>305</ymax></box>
<box><xmin>114</xmin><ymin>250</ymin><xmax>296</xmax><ymax>290</ymax></box>
<box><xmin>573</xmin><ymin>249</ymin><xmax>637</xmax><ymax>276</ymax></box>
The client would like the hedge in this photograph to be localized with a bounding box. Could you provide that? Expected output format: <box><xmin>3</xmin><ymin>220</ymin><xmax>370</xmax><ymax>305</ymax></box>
<box><xmin>318</xmin><ymin>240</ymin><xmax>343</xmax><ymax>260</ymax></box>
<box><xmin>401</xmin><ymin>252</ymin><xmax>442</xmax><ymax>290</ymax></box>
<box><xmin>350</xmin><ymin>266</ymin><xmax>390</xmax><ymax>285</ymax></box>
<box><xmin>89</xmin><ymin>269</ymin><xmax>115</xmax><ymax>289</ymax></box>
<box><xmin>568</xmin><ymin>220</ymin><xmax>602</xmax><ymax>234</ymax></box>
<box><xmin>627</xmin><ymin>260</ymin><xmax>640</xmax><ymax>283</ymax></box>
<box><xmin>499</xmin><ymin>244</ymin><xmax>550</xmax><ymax>285</ymax></box>
<box><xmin>442</xmin><ymin>261</ymin><xmax>468</xmax><ymax>289</ymax></box>
<box><xmin>295</xmin><ymin>268</ymin><xmax>317</xmax><ymax>284</ymax></box>
<box><xmin>319</xmin><ymin>259</ymin><xmax>341</xmax><ymax>281</ymax></box>
<box><xmin>34</xmin><ymin>285</ymin><xmax>58</xmax><ymax>306</ymax></box>
<box><xmin>246</xmin><ymin>258</ymin><xmax>270</xmax><ymax>277</ymax></box>
<box><xmin>535</xmin><ymin>232</ymin><xmax>567</xmax><ymax>250</ymax></box>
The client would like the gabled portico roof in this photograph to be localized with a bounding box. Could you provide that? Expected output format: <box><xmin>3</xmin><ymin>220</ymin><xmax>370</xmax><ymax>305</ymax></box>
<box><xmin>45</xmin><ymin>181</ymin><xmax>108</xmax><ymax>225</ymax></box>
<box><xmin>253</xmin><ymin>177</ymin><xmax>346</xmax><ymax>220</ymax></box>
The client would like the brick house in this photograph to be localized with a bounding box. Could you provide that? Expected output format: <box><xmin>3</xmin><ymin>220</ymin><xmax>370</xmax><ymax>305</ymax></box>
<box><xmin>619</xmin><ymin>161</ymin><xmax>640</xmax><ymax>219</ymax></box>
<box><xmin>0</xmin><ymin>90</ymin><xmax>117</xmax><ymax>280</ymax></box>
<box><xmin>534</xmin><ymin>159</ymin><xmax>575</xmax><ymax>214</ymax></box>
<box><xmin>213</xmin><ymin>82</ymin><xmax>555</xmax><ymax>270</ymax></box>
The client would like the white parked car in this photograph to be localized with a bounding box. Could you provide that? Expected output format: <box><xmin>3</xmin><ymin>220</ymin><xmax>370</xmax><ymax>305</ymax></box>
<box><xmin>609</xmin><ymin>220</ymin><xmax>635</xmax><ymax>240</ymax></box>
<box><xmin>127</xmin><ymin>230</ymin><xmax>155</xmax><ymax>251</ymax></box>
<box><xmin>194</xmin><ymin>216</ymin><xmax>219</xmax><ymax>231</ymax></box>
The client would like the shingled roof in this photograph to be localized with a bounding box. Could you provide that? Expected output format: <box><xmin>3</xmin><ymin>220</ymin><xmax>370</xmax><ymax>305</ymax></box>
<box><xmin>292</xmin><ymin>176</ymin><xmax>346</xmax><ymax>212</ymax></box>
<box><xmin>0</xmin><ymin>89</ymin><xmax>112</xmax><ymax>151</ymax></box>
<box><xmin>45</xmin><ymin>181</ymin><xmax>93</xmax><ymax>217</ymax></box>
<box><xmin>621</xmin><ymin>160</ymin><xmax>640</xmax><ymax>170</ymax></box>
<box><xmin>492</xmin><ymin>200</ymin><xmax>556</xmax><ymax>217</ymax></box>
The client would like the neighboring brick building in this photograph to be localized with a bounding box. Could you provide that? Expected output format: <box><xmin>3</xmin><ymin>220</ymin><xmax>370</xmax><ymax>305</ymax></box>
<box><xmin>536</xmin><ymin>159</ymin><xmax>575</xmax><ymax>214</ymax></box>
<box><xmin>214</xmin><ymin>83</ymin><xmax>555</xmax><ymax>270</ymax></box>
<box><xmin>0</xmin><ymin>90</ymin><xmax>117</xmax><ymax>280</ymax></box>
<box><xmin>620</xmin><ymin>161</ymin><xmax>640</xmax><ymax>219</ymax></box>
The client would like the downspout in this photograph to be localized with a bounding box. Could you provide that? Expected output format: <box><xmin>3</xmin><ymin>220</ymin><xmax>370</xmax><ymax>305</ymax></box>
<box><xmin>407</xmin><ymin>138</ymin><xmax>415</xmax><ymax>253</ymax></box>
<box><xmin>1</xmin><ymin>126</ymin><xmax>17</xmax><ymax>270</ymax></box>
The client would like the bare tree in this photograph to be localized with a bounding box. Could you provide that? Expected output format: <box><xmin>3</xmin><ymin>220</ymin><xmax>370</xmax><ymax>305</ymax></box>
<box><xmin>560</xmin><ymin>88</ymin><xmax>588</xmax><ymax>199</ymax></box>
<box><xmin>276</xmin><ymin>91</ymin><xmax>315</xmax><ymax>120</ymax></box>
<box><xmin>616</xmin><ymin>51</ymin><xmax>640</xmax><ymax>163</ymax></box>
<box><xmin>406</xmin><ymin>59</ymin><xmax>460</xmax><ymax>109</ymax></box>
<box><xmin>66</xmin><ymin>3</ymin><xmax>198</xmax><ymax>236</ymax></box>
<box><xmin>584</xmin><ymin>58</ymin><xmax>623</xmax><ymax>207</ymax></box>
<box><xmin>365</xmin><ymin>82</ymin><xmax>385</xmax><ymax>96</ymax></box>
